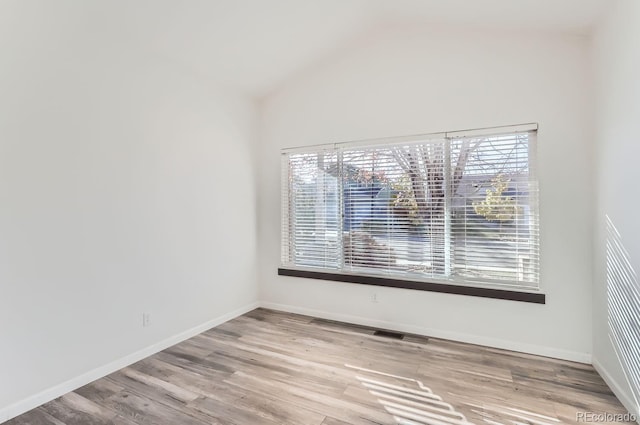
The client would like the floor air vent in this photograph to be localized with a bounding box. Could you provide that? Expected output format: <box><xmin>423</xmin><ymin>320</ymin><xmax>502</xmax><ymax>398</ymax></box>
<box><xmin>373</xmin><ymin>330</ymin><xmax>405</xmax><ymax>340</ymax></box>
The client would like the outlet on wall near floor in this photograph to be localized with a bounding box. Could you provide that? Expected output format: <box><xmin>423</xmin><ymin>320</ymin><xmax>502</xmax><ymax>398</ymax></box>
<box><xmin>142</xmin><ymin>312</ymin><xmax>151</xmax><ymax>328</ymax></box>
<box><xmin>371</xmin><ymin>292</ymin><xmax>379</xmax><ymax>303</ymax></box>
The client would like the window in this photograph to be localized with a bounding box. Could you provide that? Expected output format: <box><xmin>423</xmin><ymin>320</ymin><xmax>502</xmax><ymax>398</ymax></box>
<box><xmin>280</xmin><ymin>124</ymin><xmax>541</xmax><ymax>300</ymax></box>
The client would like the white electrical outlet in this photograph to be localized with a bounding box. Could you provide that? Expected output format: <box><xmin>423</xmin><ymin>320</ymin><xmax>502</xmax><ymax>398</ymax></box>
<box><xmin>142</xmin><ymin>312</ymin><xmax>151</xmax><ymax>327</ymax></box>
<box><xmin>371</xmin><ymin>292</ymin><xmax>379</xmax><ymax>303</ymax></box>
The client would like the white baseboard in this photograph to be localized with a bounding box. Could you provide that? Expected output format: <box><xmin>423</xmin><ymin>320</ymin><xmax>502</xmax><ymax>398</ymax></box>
<box><xmin>0</xmin><ymin>301</ymin><xmax>260</xmax><ymax>424</ymax></box>
<box><xmin>260</xmin><ymin>301</ymin><xmax>592</xmax><ymax>364</ymax></box>
<box><xmin>592</xmin><ymin>358</ymin><xmax>640</xmax><ymax>422</ymax></box>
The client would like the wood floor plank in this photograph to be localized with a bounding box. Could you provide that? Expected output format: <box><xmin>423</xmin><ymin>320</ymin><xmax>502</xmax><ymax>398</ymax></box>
<box><xmin>4</xmin><ymin>408</ymin><xmax>65</xmax><ymax>425</ymax></box>
<box><xmin>188</xmin><ymin>393</ymin><xmax>326</xmax><ymax>425</ymax></box>
<box><xmin>74</xmin><ymin>378</ymin><xmax>126</xmax><ymax>403</ymax></box>
<box><xmin>99</xmin><ymin>389</ymin><xmax>215</xmax><ymax>425</ymax></box>
<box><xmin>6</xmin><ymin>308</ymin><xmax>635</xmax><ymax>425</ymax></box>
<box><xmin>320</xmin><ymin>417</ymin><xmax>353</xmax><ymax>425</ymax></box>
<box><xmin>40</xmin><ymin>398</ymin><xmax>117</xmax><ymax>425</ymax></box>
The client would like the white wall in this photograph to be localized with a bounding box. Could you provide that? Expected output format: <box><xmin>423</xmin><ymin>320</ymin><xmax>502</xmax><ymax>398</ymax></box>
<box><xmin>592</xmin><ymin>0</ymin><xmax>640</xmax><ymax>416</ymax></box>
<box><xmin>0</xmin><ymin>3</ymin><xmax>258</xmax><ymax>419</ymax></box>
<box><xmin>258</xmin><ymin>25</ymin><xmax>594</xmax><ymax>362</ymax></box>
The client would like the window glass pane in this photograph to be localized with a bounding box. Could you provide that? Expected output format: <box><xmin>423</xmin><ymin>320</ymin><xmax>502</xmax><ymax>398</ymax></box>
<box><xmin>287</xmin><ymin>151</ymin><xmax>340</xmax><ymax>269</ymax></box>
<box><xmin>450</xmin><ymin>133</ymin><xmax>538</xmax><ymax>286</ymax></box>
<box><xmin>340</xmin><ymin>141</ymin><xmax>448</xmax><ymax>279</ymax></box>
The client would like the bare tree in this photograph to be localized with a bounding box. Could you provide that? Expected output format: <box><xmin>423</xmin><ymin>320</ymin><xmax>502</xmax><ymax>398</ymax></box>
<box><xmin>391</xmin><ymin>139</ymin><xmax>481</xmax><ymax>273</ymax></box>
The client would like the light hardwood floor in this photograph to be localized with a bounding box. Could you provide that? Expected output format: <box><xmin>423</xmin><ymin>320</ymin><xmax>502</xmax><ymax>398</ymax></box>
<box><xmin>6</xmin><ymin>308</ymin><xmax>635</xmax><ymax>425</ymax></box>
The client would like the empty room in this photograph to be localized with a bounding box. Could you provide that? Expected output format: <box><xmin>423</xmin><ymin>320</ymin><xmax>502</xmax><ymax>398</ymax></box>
<box><xmin>1</xmin><ymin>0</ymin><xmax>639</xmax><ymax>424</ymax></box>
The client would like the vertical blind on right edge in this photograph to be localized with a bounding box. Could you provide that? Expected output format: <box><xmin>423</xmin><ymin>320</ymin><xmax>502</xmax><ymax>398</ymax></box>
<box><xmin>281</xmin><ymin>126</ymin><xmax>539</xmax><ymax>290</ymax></box>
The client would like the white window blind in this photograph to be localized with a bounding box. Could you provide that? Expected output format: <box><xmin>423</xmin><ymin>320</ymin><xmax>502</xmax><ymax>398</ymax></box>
<box><xmin>281</xmin><ymin>125</ymin><xmax>539</xmax><ymax>290</ymax></box>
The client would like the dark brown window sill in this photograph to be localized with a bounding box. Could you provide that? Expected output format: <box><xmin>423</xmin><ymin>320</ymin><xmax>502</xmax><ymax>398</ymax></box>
<box><xmin>278</xmin><ymin>268</ymin><xmax>546</xmax><ymax>304</ymax></box>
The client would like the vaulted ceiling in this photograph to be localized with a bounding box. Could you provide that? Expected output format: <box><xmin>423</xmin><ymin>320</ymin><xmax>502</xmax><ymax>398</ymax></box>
<box><xmin>1</xmin><ymin>0</ymin><xmax>613</xmax><ymax>96</ymax></box>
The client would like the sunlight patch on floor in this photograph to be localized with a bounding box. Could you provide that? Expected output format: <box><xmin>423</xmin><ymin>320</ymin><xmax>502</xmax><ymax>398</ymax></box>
<box><xmin>346</xmin><ymin>364</ymin><xmax>474</xmax><ymax>425</ymax></box>
<box><xmin>346</xmin><ymin>363</ymin><xmax>560</xmax><ymax>425</ymax></box>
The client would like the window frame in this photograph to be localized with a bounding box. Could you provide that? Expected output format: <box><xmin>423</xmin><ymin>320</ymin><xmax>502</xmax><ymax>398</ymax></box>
<box><xmin>279</xmin><ymin>123</ymin><xmax>545</xmax><ymax>304</ymax></box>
